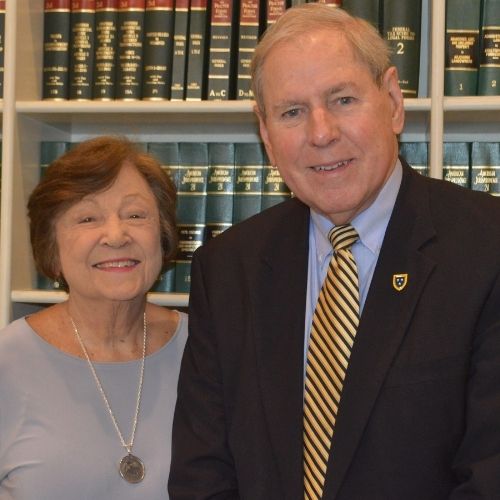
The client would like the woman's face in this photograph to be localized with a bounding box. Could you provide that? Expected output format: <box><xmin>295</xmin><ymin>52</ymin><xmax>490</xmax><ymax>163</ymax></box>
<box><xmin>54</xmin><ymin>162</ymin><xmax>163</xmax><ymax>304</ymax></box>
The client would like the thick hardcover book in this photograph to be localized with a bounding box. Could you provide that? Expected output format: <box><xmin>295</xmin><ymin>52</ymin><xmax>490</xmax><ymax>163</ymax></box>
<box><xmin>261</xmin><ymin>161</ymin><xmax>291</xmax><ymax>210</ymax></box>
<box><xmin>170</xmin><ymin>0</ymin><xmax>190</xmax><ymax>100</ymax></box>
<box><xmin>444</xmin><ymin>0</ymin><xmax>481</xmax><ymax>96</ymax></box>
<box><xmin>69</xmin><ymin>0</ymin><xmax>96</xmax><ymax>100</ymax></box>
<box><xmin>142</xmin><ymin>0</ymin><xmax>175</xmax><ymax>100</ymax></box>
<box><xmin>443</xmin><ymin>142</ymin><xmax>470</xmax><ymax>189</ymax></box>
<box><xmin>342</xmin><ymin>0</ymin><xmax>380</xmax><ymax>30</ymax></box>
<box><xmin>236</xmin><ymin>0</ymin><xmax>260</xmax><ymax>100</ymax></box>
<box><xmin>205</xmin><ymin>143</ymin><xmax>235</xmax><ymax>242</ymax></box>
<box><xmin>185</xmin><ymin>0</ymin><xmax>209</xmax><ymax>100</ymax></box>
<box><xmin>382</xmin><ymin>0</ymin><xmax>421</xmax><ymax>98</ymax></box>
<box><xmin>0</xmin><ymin>1</ymin><xmax>5</xmax><ymax>99</ymax></box>
<box><xmin>115</xmin><ymin>0</ymin><xmax>145</xmax><ymax>100</ymax></box>
<box><xmin>265</xmin><ymin>0</ymin><xmax>286</xmax><ymax>27</ymax></box>
<box><xmin>398</xmin><ymin>141</ymin><xmax>429</xmax><ymax>176</ymax></box>
<box><xmin>43</xmin><ymin>0</ymin><xmax>71</xmax><ymax>100</ymax></box>
<box><xmin>147</xmin><ymin>142</ymin><xmax>180</xmax><ymax>291</ymax></box>
<box><xmin>477</xmin><ymin>0</ymin><xmax>500</xmax><ymax>96</ymax></box>
<box><xmin>207</xmin><ymin>0</ymin><xmax>237</xmax><ymax>100</ymax></box>
<box><xmin>92</xmin><ymin>0</ymin><xmax>118</xmax><ymax>100</ymax></box>
<box><xmin>233</xmin><ymin>142</ymin><xmax>265</xmax><ymax>224</ymax></box>
<box><xmin>471</xmin><ymin>142</ymin><xmax>500</xmax><ymax>195</ymax></box>
<box><xmin>175</xmin><ymin>142</ymin><xmax>209</xmax><ymax>292</ymax></box>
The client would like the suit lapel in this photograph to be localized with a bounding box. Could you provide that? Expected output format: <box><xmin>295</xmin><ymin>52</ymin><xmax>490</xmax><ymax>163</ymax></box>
<box><xmin>324</xmin><ymin>165</ymin><xmax>438</xmax><ymax>498</ymax></box>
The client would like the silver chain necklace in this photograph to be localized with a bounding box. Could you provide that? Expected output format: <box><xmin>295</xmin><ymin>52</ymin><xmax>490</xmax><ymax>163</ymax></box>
<box><xmin>69</xmin><ymin>312</ymin><xmax>147</xmax><ymax>484</ymax></box>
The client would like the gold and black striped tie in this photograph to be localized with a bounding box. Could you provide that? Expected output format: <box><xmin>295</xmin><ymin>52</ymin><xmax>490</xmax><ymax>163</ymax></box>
<box><xmin>303</xmin><ymin>224</ymin><xmax>360</xmax><ymax>500</ymax></box>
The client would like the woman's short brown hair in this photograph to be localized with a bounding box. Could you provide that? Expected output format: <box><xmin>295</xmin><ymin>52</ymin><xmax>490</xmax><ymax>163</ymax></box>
<box><xmin>28</xmin><ymin>136</ymin><xmax>177</xmax><ymax>285</ymax></box>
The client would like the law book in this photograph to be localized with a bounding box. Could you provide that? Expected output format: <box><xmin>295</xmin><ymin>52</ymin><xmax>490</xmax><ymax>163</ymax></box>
<box><xmin>169</xmin><ymin>0</ymin><xmax>190</xmax><ymax>100</ymax></box>
<box><xmin>236</xmin><ymin>0</ymin><xmax>260</xmax><ymax>100</ymax></box>
<box><xmin>261</xmin><ymin>163</ymin><xmax>291</xmax><ymax>210</ymax></box>
<box><xmin>92</xmin><ymin>0</ymin><xmax>118</xmax><ymax>100</ymax></box>
<box><xmin>444</xmin><ymin>0</ymin><xmax>481</xmax><ymax>96</ymax></box>
<box><xmin>382</xmin><ymin>0</ymin><xmax>421</xmax><ymax>98</ymax></box>
<box><xmin>175</xmin><ymin>142</ymin><xmax>209</xmax><ymax>292</ymax></box>
<box><xmin>342</xmin><ymin>0</ymin><xmax>380</xmax><ymax>31</ymax></box>
<box><xmin>471</xmin><ymin>142</ymin><xmax>500</xmax><ymax>195</ymax></box>
<box><xmin>185</xmin><ymin>0</ymin><xmax>209</xmax><ymax>100</ymax></box>
<box><xmin>147</xmin><ymin>142</ymin><xmax>180</xmax><ymax>291</ymax></box>
<box><xmin>477</xmin><ymin>0</ymin><xmax>500</xmax><ymax>96</ymax></box>
<box><xmin>207</xmin><ymin>0</ymin><xmax>237</xmax><ymax>100</ymax></box>
<box><xmin>42</xmin><ymin>0</ymin><xmax>71</xmax><ymax>100</ymax></box>
<box><xmin>265</xmin><ymin>0</ymin><xmax>286</xmax><ymax>28</ymax></box>
<box><xmin>442</xmin><ymin>142</ymin><xmax>470</xmax><ymax>189</ymax></box>
<box><xmin>233</xmin><ymin>142</ymin><xmax>264</xmax><ymax>224</ymax></box>
<box><xmin>0</xmin><ymin>0</ymin><xmax>5</xmax><ymax>99</ymax></box>
<box><xmin>205</xmin><ymin>143</ymin><xmax>235</xmax><ymax>242</ymax></box>
<box><xmin>398</xmin><ymin>141</ymin><xmax>429</xmax><ymax>177</ymax></box>
<box><xmin>115</xmin><ymin>0</ymin><xmax>145</xmax><ymax>100</ymax></box>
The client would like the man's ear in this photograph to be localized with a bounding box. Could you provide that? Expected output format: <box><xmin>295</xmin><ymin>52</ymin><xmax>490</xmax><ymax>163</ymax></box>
<box><xmin>383</xmin><ymin>66</ymin><xmax>405</xmax><ymax>135</ymax></box>
<box><xmin>254</xmin><ymin>104</ymin><xmax>276</xmax><ymax>166</ymax></box>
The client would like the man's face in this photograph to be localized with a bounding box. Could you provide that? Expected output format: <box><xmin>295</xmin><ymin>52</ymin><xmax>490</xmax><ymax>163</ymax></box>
<box><xmin>256</xmin><ymin>30</ymin><xmax>405</xmax><ymax>225</ymax></box>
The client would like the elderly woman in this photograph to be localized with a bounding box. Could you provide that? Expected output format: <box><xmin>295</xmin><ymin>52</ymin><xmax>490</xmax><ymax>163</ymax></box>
<box><xmin>0</xmin><ymin>136</ymin><xmax>187</xmax><ymax>498</ymax></box>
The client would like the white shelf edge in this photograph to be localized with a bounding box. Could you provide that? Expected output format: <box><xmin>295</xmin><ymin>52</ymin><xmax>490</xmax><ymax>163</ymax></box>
<box><xmin>443</xmin><ymin>96</ymin><xmax>500</xmax><ymax>111</ymax></box>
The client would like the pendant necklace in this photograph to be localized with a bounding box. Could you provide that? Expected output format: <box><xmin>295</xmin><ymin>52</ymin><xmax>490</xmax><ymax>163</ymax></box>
<box><xmin>70</xmin><ymin>312</ymin><xmax>147</xmax><ymax>484</ymax></box>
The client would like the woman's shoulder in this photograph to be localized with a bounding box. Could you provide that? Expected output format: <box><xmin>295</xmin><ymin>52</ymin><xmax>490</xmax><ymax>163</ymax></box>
<box><xmin>0</xmin><ymin>317</ymin><xmax>32</xmax><ymax>350</ymax></box>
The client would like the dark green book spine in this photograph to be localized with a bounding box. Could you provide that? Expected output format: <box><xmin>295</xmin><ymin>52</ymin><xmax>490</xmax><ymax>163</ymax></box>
<box><xmin>342</xmin><ymin>0</ymin><xmax>380</xmax><ymax>30</ymax></box>
<box><xmin>398</xmin><ymin>141</ymin><xmax>429</xmax><ymax>176</ymax></box>
<box><xmin>185</xmin><ymin>0</ymin><xmax>208</xmax><ymax>100</ymax></box>
<box><xmin>207</xmin><ymin>0</ymin><xmax>237</xmax><ymax>100</ymax></box>
<box><xmin>265</xmin><ymin>0</ymin><xmax>286</xmax><ymax>27</ymax></box>
<box><xmin>233</xmin><ymin>142</ymin><xmax>264</xmax><ymax>224</ymax></box>
<box><xmin>175</xmin><ymin>142</ymin><xmax>209</xmax><ymax>292</ymax></box>
<box><xmin>261</xmin><ymin>158</ymin><xmax>291</xmax><ymax>210</ymax></box>
<box><xmin>170</xmin><ymin>0</ymin><xmax>190</xmax><ymax>100</ymax></box>
<box><xmin>69</xmin><ymin>0</ymin><xmax>96</xmax><ymax>100</ymax></box>
<box><xmin>443</xmin><ymin>142</ymin><xmax>470</xmax><ymax>189</ymax></box>
<box><xmin>206</xmin><ymin>143</ymin><xmax>235</xmax><ymax>242</ymax></box>
<box><xmin>236</xmin><ymin>0</ymin><xmax>259</xmax><ymax>100</ymax></box>
<box><xmin>92</xmin><ymin>0</ymin><xmax>118</xmax><ymax>100</ymax></box>
<box><xmin>43</xmin><ymin>0</ymin><xmax>71</xmax><ymax>100</ymax></box>
<box><xmin>115</xmin><ymin>0</ymin><xmax>145</xmax><ymax>100</ymax></box>
<box><xmin>142</xmin><ymin>0</ymin><xmax>175</xmax><ymax>100</ymax></box>
<box><xmin>444</xmin><ymin>0</ymin><xmax>481</xmax><ymax>96</ymax></box>
<box><xmin>478</xmin><ymin>0</ymin><xmax>500</xmax><ymax>96</ymax></box>
<box><xmin>0</xmin><ymin>1</ymin><xmax>5</xmax><ymax>99</ymax></box>
<box><xmin>147</xmin><ymin>142</ymin><xmax>180</xmax><ymax>291</ymax></box>
<box><xmin>382</xmin><ymin>0</ymin><xmax>421</xmax><ymax>98</ymax></box>
<box><xmin>471</xmin><ymin>142</ymin><xmax>500</xmax><ymax>195</ymax></box>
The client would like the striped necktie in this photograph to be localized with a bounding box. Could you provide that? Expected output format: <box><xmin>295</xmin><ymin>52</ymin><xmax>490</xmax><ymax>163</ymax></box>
<box><xmin>303</xmin><ymin>224</ymin><xmax>360</xmax><ymax>500</ymax></box>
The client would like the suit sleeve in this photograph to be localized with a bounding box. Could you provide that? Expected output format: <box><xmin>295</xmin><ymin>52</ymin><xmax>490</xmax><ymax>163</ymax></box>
<box><xmin>168</xmin><ymin>250</ymin><xmax>240</xmax><ymax>500</ymax></box>
<box><xmin>450</xmin><ymin>269</ymin><xmax>500</xmax><ymax>498</ymax></box>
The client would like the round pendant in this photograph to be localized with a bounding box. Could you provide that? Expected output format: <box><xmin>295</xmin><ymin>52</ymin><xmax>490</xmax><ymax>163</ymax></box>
<box><xmin>119</xmin><ymin>454</ymin><xmax>145</xmax><ymax>483</ymax></box>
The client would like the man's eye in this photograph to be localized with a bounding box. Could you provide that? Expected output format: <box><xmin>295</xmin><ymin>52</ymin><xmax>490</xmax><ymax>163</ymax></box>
<box><xmin>283</xmin><ymin>108</ymin><xmax>300</xmax><ymax>119</ymax></box>
<box><xmin>338</xmin><ymin>96</ymin><xmax>354</xmax><ymax>105</ymax></box>
<box><xmin>78</xmin><ymin>216</ymin><xmax>94</xmax><ymax>223</ymax></box>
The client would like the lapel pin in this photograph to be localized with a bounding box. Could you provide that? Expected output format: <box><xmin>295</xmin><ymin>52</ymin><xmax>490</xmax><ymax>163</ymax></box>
<box><xmin>392</xmin><ymin>273</ymin><xmax>408</xmax><ymax>292</ymax></box>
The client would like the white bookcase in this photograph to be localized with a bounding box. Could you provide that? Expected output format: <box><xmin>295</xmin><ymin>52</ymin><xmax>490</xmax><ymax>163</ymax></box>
<box><xmin>0</xmin><ymin>0</ymin><xmax>499</xmax><ymax>327</ymax></box>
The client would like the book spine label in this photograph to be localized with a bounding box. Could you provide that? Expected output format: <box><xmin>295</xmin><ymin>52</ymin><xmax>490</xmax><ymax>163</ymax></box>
<box><xmin>43</xmin><ymin>0</ymin><xmax>72</xmax><ymax>100</ymax></box>
<box><xmin>443</xmin><ymin>142</ymin><xmax>470</xmax><ymax>189</ymax></box>
<box><xmin>169</xmin><ymin>0</ymin><xmax>189</xmax><ymax>100</ymax></box>
<box><xmin>115</xmin><ymin>0</ymin><xmax>145</xmax><ymax>100</ymax></box>
<box><xmin>471</xmin><ymin>142</ymin><xmax>500</xmax><ymax>195</ymax></box>
<box><xmin>478</xmin><ymin>1</ymin><xmax>500</xmax><ymax>96</ymax></box>
<box><xmin>93</xmin><ymin>0</ymin><xmax>118</xmax><ymax>100</ymax></box>
<box><xmin>185</xmin><ymin>0</ymin><xmax>209</xmax><ymax>100</ymax></box>
<box><xmin>236</xmin><ymin>0</ymin><xmax>259</xmax><ymax>100</ymax></box>
<box><xmin>69</xmin><ymin>0</ymin><xmax>96</xmax><ymax>100</ymax></box>
<box><xmin>265</xmin><ymin>0</ymin><xmax>286</xmax><ymax>27</ymax></box>
<box><xmin>261</xmin><ymin>164</ymin><xmax>291</xmax><ymax>210</ymax></box>
<box><xmin>142</xmin><ymin>0</ymin><xmax>175</xmax><ymax>100</ymax></box>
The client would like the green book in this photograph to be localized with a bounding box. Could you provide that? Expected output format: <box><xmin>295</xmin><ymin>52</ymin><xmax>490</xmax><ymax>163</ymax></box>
<box><xmin>342</xmin><ymin>0</ymin><xmax>381</xmax><ymax>30</ymax></box>
<box><xmin>443</xmin><ymin>142</ymin><xmax>470</xmax><ymax>189</ymax></box>
<box><xmin>444</xmin><ymin>0</ymin><xmax>481</xmax><ymax>96</ymax></box>
<box><xmin>175</xmin><ymin>142</ymin><xmax>209</xmax><ymax>292</ymax></box>
<box><xmin>92</xmin><ymin>0</ymin><xmax>118</xmax><ymax>100</ymax></box>
<box><xmin>185</xmin><ymin>0</ymin><xmax>209</xmax><ymax>100</ymax></box>
<box><xmin>115</xmin><ymin>0</ymin><xmax>145</xmax><ymax>100</ymax></box>
<box><xmin>42</xmin><ymin>0</ymin><xmax>71</xmax><ymax>100</ymax></box>
<box><xmin>477</xmin><ymin>0</ymin><xmax>500</xmax><ymax>96</ymax></box>
<box><xmin>471</xmin><ymin>142</ymin><xmax>500</xmax><ymax>195</ymax></box>
<box><xmin>170</xmin><ymin>0</ymin><xmax>190</xmax><ymax>100</ymax></box>
<box><xmin>205</xmin><ymin>143</ymin><xmax>235</xmax><ymax>242</ymax></box>
<box><xmin>399</xmin><ymin>141</ymin><xmax>429</xmax><ymax>176</ymax></box>
<box><xmin>0</xmin><ymin>0</ymin><xmax>5</xmax><ymax>99</ymax></box>
<box><xmin>233</xmin><ymin>142</ymin><xmax>265</xmax><ymax>224</ymax></box>
<box><xmin>382</xmin><ymin>0</ymin><xmax>421</xmax><ymax>98</ymax></box>
<box><xmin>265</xmin><ymin>0</ymin><xmax>286</xmax><ymax>28</ymax></box>
<box><xmin>261</xmin><ymin>152</ymin><xmax>291</xmax><ymax>210</ymax></box>
<box><xmin>236</xmin><ymin>0</ymin><xmax>260</xmax><ymax>100</ymax></box>
<box><xmin>147</xmin><ymin>142</ymin><xmax>180</xmax><ymax>292</ymax></box>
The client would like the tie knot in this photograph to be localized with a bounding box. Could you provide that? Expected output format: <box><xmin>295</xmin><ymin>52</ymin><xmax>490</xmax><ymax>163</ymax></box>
<box><xmin>328</xmin><ymin>224</ymin><xmax>359</xmax><ymax>251</ymax></box>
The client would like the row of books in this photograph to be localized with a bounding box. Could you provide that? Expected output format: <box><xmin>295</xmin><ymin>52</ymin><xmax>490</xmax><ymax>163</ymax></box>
<box><xmin>37</xmin><ymin>140</ymin><xmax>292</xmax><ymax>293</ymax></box>
<box><xmin>445</xmin><ymin>0</ymin><xmax>500</xmax><ymax>96</ymax></box>
<box><xmin>42</xmin><ymin>0</ymin><xmax>423</xmax><ymax>101</ymax></box>
<box><xmin>400</xmin><ymin>141</ymin><xmax>500</xmax><ymax>194</ymax></box>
